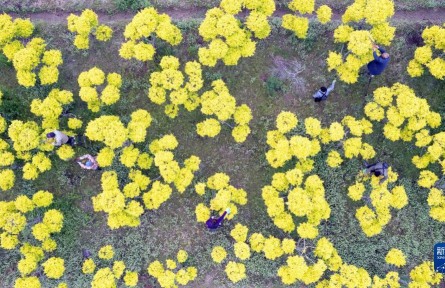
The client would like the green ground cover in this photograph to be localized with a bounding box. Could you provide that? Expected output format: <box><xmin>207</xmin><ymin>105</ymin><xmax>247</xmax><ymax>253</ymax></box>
<box><xmin>0</xmin><ymin>13</ymin><xmax>445</xmax><ymax>288</ymax></box>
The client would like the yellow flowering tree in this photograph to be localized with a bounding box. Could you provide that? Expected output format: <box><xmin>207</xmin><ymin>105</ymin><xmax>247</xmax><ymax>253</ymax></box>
<box><xmin>0</xmin><ymin>14</ymin><xmax>63</xmax><ymax>87</ymax></box>
<box><xmin>0</xmin><ymin>192</ymin><xmax>67</xmax><ymax>287</ymax></box>
<box><xmin>147</xmin><ymin>249</ymin><xmax>197</xmax><ymax>287</ymax></box>
<box><xmin>194</xmin><ymin>172</ymin><xmax>247</xmax><ymax>222</ymax></box>
<box><xmin>148</xmin><ymin>56</ymin><xmax>203</xmax><ymax>118</ymax></box>
<box><xmin>78</xmin><ymin>67</ymin><xmax>122</xmax><ymax>112</ymax></box>
<box><xmin>282</xmin><ymin>1</ymin><xmax>332</xmax><ymax>39</ymax></box>
<box><xmin>365</xmin><ymin>83</ymin><xmax>441</xmax><ymax>142</ymax></box>
<box><xmin>198</xmin><ymin>0</ymin><xmax>275</xmax><ymax>66</ymax></box>
<box><xmin>327</xmin><ymin>0</ymin><xmax>396</xmax><ymax>83</ymax></box>
<box><xmin>81</xmin><ymin>245</ymin><xmax>139</xmax><ymax>288</ymax></box>
<box><xmin>67</xmin><ymin>9</ymin><xmax>113</xmax><ymax>49</ymax></box>
<box><xmin>198</xmin><ymin>79</ymin><xmax>253</xmax><ymax>143</ymax></box>
<box><xmin>120</xmin><ymin>7</ymin><xmax>182</xmax><ymax>61</ymax></box>
<box><xmin>93</xmin><ymin>134</ymin><xmax>200</xmax><ymax>229</ymax></box>
<box><xmin>349</xmin><ymin>168</ymin><xmax>408</xmax><ymax>237</ymax></box>
<box><xmin>407</xmin><ymin>23</ymin><xmax>445</xmax><ymax>79</ymax></box>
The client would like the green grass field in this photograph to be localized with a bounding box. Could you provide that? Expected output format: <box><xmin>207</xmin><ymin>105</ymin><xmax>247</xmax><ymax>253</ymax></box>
<box><xmin>1</xmin><ymin>3</ymin><xmax>445</xmax><ymax>288</ymax></box>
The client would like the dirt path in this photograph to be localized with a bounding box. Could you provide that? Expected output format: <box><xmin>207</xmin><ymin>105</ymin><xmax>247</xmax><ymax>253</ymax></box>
<box><xmin>5</xmin><ymin>7</ymin><xmax>445</xmax><ymax>24</ymax></box>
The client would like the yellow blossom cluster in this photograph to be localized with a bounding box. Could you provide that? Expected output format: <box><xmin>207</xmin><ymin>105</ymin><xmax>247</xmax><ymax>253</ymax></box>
<box><xmin>148</xmin><ymin>56</ymin><xmax>203</xmax><ymax>117</ymax></box>
<box><xmin>67</xmin><ymin>9</ymin><xmax>113</xmax><ymax>49</ymax></box>
<box><xmin>314</xmin><ymin>237</ymin><xmax>343</xmax><ymax>272</ymax></box>
<box><xmin>427</xmin><ymin>188</ymin><xmax>445</xmax><ymax>222</ymax></box>
<box><xmin>0</xmin><ymin>129</ymin><xmax>16</xmax><ymax>190</ymax></box>
<box><xmin>410</xmin><ymin>131</ymin><xmax>445</xmax><ymax>221</ymax></box>
<box><xmin>6</xmin><ymin>120</ymin><xmax>57</xmax><ymax>183</ymax></box>
<box><xmin>198</xmin><ymin>0</ymin><xmax>275</xmax><ymax>66</ymax></box>
<box><xmin>93</xmin><ymin>133</ymin><xmax>199</xmax><ymax>229</ymax></box>
<box><xmin>365</xmin><ymin>83</ymin><xmax>441</xmax><ymax>142</ymax></box>
<box><xmin>147</xmin><ymin>250</ymin><xmax>197</xmax><ymax>287</ymax></box>
<box><xmin>0</xmin><ymin>15</ymin><xmax>63</xmax><ymax>87</ymax></box>
<box><xmin>92</xmin><ymin>171</ymin><xmax>145</xmax><ymax>229</ymax></box>
<box><xmin>148</xmin><ymin>134</ymin><xmax>201</xmax><ymax>192</ymax></box>
<box><xmin>409</xmin><ymin>261</ymin><xmax>442</xmax><ymax>287</ymax></box>
<box><xmin>78</xmin><ymin>67</ymin><xmax>122</xmax><ymax>112</ymax></box>
<box><xmin>408</xmin><ymin>23</ymin><xmax>445</xmax><ymax>79</ymax></box>
<box><xmin>211</xmin><ymin>246</ymin><xmax>227</xmax><ymax>263</ymax></box>
<box><xmin>1</xmin><ymin>191</ymin><xmax>54</xmax><ymax>250</ymax></box>
<box><xmin>282</xmin><ymin>1</ymin><xmax>332</xmax><ymax>39</ymax></box>
<box><xmin>262</xmin><ymin>173</ymin><xmax>330</xmax><ymax>238</ymax></box>
<box><xmin>351</xmin><ymin>168</ymin><xmax>408</xmax><ymax>237</ymax></box>
<box><xmin>31</xmin><ymin>89</ymin><xmax>74</xmax><ymax>129</ymax></box>
<box><xmin>225</xmin><ymin>261</ymin><xmax>246</xmax><ymax>283</ymax></box>
<box><xmin>0</xmin><ymin>192</ymin><xmax>67</xmax><ymax>287</ymax></box>
<box><xmin>85</xmin><ymin>115</ymin><xmax>128</xmax><ymax>149</ymax></box>
<box><xmin>385</xmin><ymin>248</ymin><xmax>406</xmax><ymax>267</ymax></box>
<box><xmin>278</xmin><ymin>255</ymin><xmax>327</xmax><ymax>285</ymax></box>
<box><xmin>82</xmin><ymin>245</ymin><xmax>139</xmax><ymax>287</ymax></box>
<box><xmin>195</xmin><ymin>172</ymin><xmax>247</xmax><ymax>222</ymax></box>
<box><xmin>328</xmin><ymin>0</ymin><xmax>395</xmax><ymax>83</ymax></box>
<box><xmin>120</xmin><ymin>7</ymin><xmax>182</xmax><ymax>61</ymax></box>
<box><xmin>198</xmin><ymin>80</ymin><xmax>252</xmax><ymax>142</ymax></box>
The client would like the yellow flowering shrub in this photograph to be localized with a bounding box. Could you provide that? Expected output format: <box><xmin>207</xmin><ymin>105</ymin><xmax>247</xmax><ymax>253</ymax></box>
<box><xmin>82</xmin><ymin>258</ymin><xmax>96</xmax><ymax>274</ymax></box>
<box><xmin>123</xmin><ymin>271</ymin><xmax>138</xmax><ymax>287</ymax></box>
<box><xmin>230</xmin><ymin>223</ymin><xmax>248</xmax><ymax>242</ymax></box>
<box><xmin>148</xmin><ymin>250</ymin><xmax>197</xmax><ymax>287</ymax></box>
<box><xmin>225</xmin><ymin>261</ymin><xmax>246</xmax><ymax>283</ymax></box>
<box><xmin>316</xmin><ymin>5</ymin><xmax>332</xmax><ymax>24</ymax></box>
<box><xmin>98</xmin><ymin>245</ymin><xmax>114</xmax><ymax>260</ymax></box>
<box><xmin>211</xmin><ymin>246</ymin><xmax>227</xmax><ymax>263</ymax></box>
<box><xmin>91</xmin><ymin>267</ymin><xmax>116</xmax><ymax>288</ymax></box>
<box><xmin>177</xmin><ymin>250</ymin><xmax>188</xmax><ymax>263</ymax></box>
<box><xmin>85</xmin><ymin>115</ymin><xmax>128</xmax><ymax>149</ymax></box>
<box><xmin>408</xmin><ymin>24</ymin><xmax>445</xmax><ymax>79</ymax></box>
<box><xmin>198</xmin><ymin>1</ymin><xmax>274</xmax><ymax>66</ymax></box>
<box><xmin>120</xmin><ymin>8</ymin><xmax>181</xmax><ymax>61</ymax></box>
<box><xmin>196</xmin><ymin>173</ymin><xmax>247</xmax><ymax>221</ymax></box>
<box><xmin>409</xmin><ymin>261</ymin><xmax>442</xmax><ymax>287</ymax></box>
<box><xmin>56</xmin><ymin>144</ymin><xmax>75</xmax><ymax>161</ymax></box>
<box><xmin>328</xmin><ymin>0</ymin><xmax>395</xmax><ymax>83</ymax></box>
<box><xmin>42</xmin><ymin>257</ymin><xmax>65</xmax><ymax>279</ymax></box>
<box><xmin>198</xmin><ymin>80</ymin><xmax>252</xmax><ymax>142</ymax></box>
<box><xmin>67</xmin><ymin>9</ymin><xmax>112</xmax><ymax>49</ymax></box>
<box><xmin>385</xmin><ymin>248</ymin><xmax>406</xmax><ymax>267</ymax></box>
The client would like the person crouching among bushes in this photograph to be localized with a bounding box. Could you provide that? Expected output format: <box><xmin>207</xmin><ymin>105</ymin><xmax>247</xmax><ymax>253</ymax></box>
<box><xmin>47</xmin><ymin>130</ymin><xmax>75</xmax><ymax>146</ymax></box>
<box><xmin>363</xmin><ymin>161</ymin><xmax>389</xmax><ymax>184</ymax></box>
<box><xmin>76</xmin><ymin>154</ymin><xmax>99</xmax><ymax>170</ymax></box>
<box><xmin>206</xmin><ymin>208</ymin><xmax>230</xmax><ymax>230</ymax></box>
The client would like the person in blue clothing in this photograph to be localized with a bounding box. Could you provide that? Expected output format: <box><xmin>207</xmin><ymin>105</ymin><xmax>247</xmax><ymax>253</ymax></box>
<box><xmin>367</xmin><ymin>45</ymin><xmax>390</xmax><ymax>77</ymax></box>
<box><xmin>206</xmin><ymin>208</ymin><xmax>230</xmax><ymax>230</ymax></box>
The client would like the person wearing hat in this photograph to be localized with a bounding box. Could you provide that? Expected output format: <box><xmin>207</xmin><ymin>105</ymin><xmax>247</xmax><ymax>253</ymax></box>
<box><xmin>206</xmin><ymin>208</ymin><xmax>231</xmax><ymax>230</ymax></box>
<box><xmin>47</xmin><ymin>130</ymin><xmax>75</xmax><ymax>146</ymax></box>
<box><xmin>367</xmin><ymin>45</ymin><xmax>390</xmax><ymax>77</ymax></box>
<box><xmin>76</xmin><ymin>154</ymin><xmax>99</xmax><ymax>170</ymax></box>
<box><xmin>313</xmin><ymin>80</ymin><xmax>336</xmax><ymax>102</ymax></box>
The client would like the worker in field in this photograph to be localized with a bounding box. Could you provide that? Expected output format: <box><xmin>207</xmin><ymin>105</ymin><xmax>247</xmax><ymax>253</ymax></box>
<box><xmin>76</xmin><ymin>154</ymin><xmax>99</xmax><ymax>170</ymax></box>
<box><xmin>206</xmin><ymin>208</ymin><xmax>230</xmax><ymax>230</ymax></box>
<box><xmin>313</xmin><ymin>80</ymin><xmax>336</xmax><ymax>102</ymax></box>
<box><xmin>367</xmin><ymin>44</ymin><xmax>390</xmax><ymax>77</ymax></box>
<box><xmin>47</xmin><ymin>130</ymin><xmax>75</xmax><ymax>146</ymax></box>
<box><xmin>363</xmin><ymin>161</ymin><xmax>389</xmax><ymax>184</ymax></box>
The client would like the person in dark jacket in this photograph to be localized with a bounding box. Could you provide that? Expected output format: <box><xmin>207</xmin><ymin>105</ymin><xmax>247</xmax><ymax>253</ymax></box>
<box><xmin>206</xmin><ymin>208</ymin><xmax>230</xmax><ymax>230</ymax></box>
<box><xmin>367</xmin><ymin>45</ymin><xmax>390</xmax><ymax>76</ymax></box>
<box><xmin>363</xmin><ymin>161</ymin><xmax>389</xmax><ymax>184</ymax></box>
